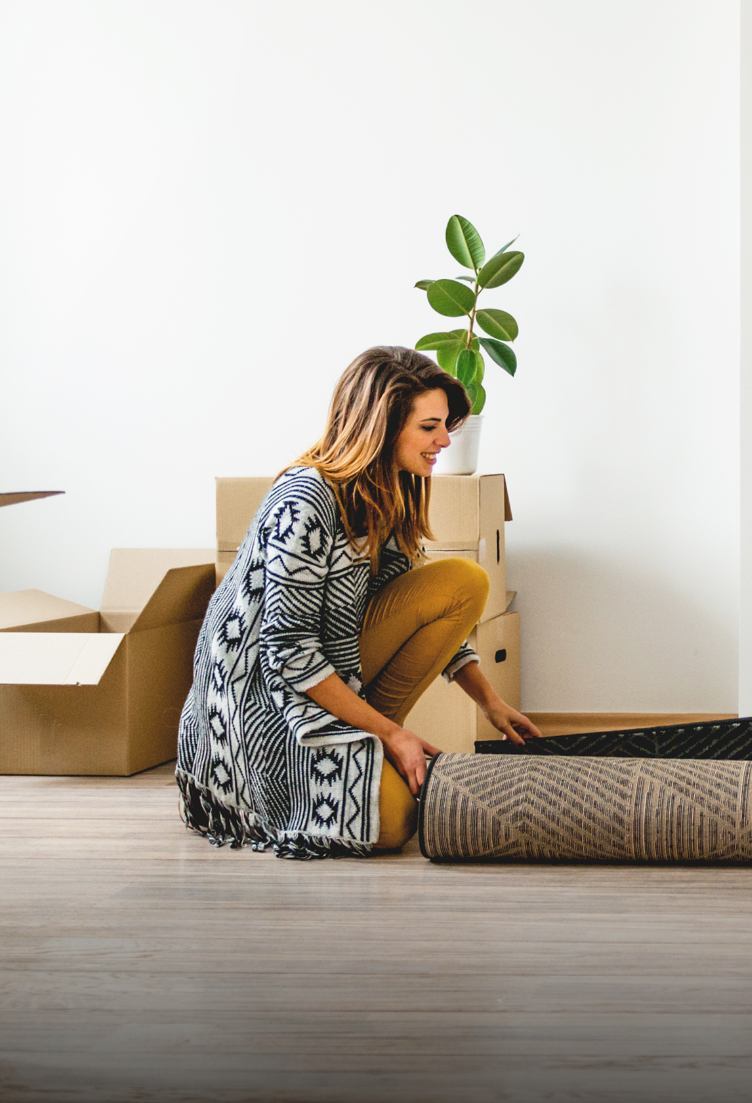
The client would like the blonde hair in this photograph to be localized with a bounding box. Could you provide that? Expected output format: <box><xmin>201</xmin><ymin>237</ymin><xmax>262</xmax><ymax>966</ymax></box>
<box><xmin>293</xmin><ymin>346</ymin><xmax>470</xmax><ymax>570</ymax></box>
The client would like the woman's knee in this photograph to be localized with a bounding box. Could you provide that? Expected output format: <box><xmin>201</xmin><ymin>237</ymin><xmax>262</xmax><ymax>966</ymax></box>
<box><xmin>375</xmin><ymin>759</ymin><xmax>418</xmax><ymax>850</ymax></box>
<box><xmin>425</xmin><ymin>557</ymin><xmax>489</xmax><ymax>618</ymax></box>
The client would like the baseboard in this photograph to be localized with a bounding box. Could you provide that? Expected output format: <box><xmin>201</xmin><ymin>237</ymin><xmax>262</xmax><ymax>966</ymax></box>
<box><xmin>526</xmin><ymin>713</ymin><xmax>738</xmax><ymax>738</ymax></box>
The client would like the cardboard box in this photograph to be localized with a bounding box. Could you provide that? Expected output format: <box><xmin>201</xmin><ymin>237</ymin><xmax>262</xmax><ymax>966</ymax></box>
<box><xmin>216</xmin><ymin>477</ymin><xmax>275</xmax><ymax>584</ymax></box>
<box><xmin>404</xmin><ymin>610</ymin><xmax>521</xmax><ymax>755</ymax></box>
<box><xmin>0</xmin><ymin>591</ymin><xmax>99</xmax><ymax>634</ymax></box>
<box><xmin>0</xmin><ymin>491</ymin><xmax>64</xmax><ymax>508</ymax></box>
<box><xmin>215</xmin><ymin>474</ymin><xmax>512</xmax><ymax>606</ymax></box>
<box><xmin>425</xmin><ymin>474</ymin><xmax>511</xmax><ymax>623</ymax></box>
<box><xmin>0</xmin><ymin>549</ymin><xmax>215</xmax><ymax>775</ymax></box>
<box><xmin>426</xmin><ymin>474</ymin><xmax>512</xmax><ymax>546</ymax></box>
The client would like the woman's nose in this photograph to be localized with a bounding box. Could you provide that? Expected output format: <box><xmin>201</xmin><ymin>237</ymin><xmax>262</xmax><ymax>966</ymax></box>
<box><xmin>437</xmin><ymin>426</ymin><xmax>451</xmax><ymax>448</ymax></box>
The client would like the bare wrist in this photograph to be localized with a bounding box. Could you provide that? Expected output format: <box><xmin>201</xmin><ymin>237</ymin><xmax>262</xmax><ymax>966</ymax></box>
<box><xmin>376</xmin><ymin>719</ymin><xmax>403</xmax><ymax>744</ymax></box>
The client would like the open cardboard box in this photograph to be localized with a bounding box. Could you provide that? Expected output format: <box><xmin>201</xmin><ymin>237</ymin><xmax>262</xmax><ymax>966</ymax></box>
<box><xmin>215</xmin><ymin>474</ymin><xmax>512</xmax><ymax>617</ymax></box>
<box><xmin>0</xmin><ymin>549</ymin><xmax>215</xmax><ymax>775</ymax></box>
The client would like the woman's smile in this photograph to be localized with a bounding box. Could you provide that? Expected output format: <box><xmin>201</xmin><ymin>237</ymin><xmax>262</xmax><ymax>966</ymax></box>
<box><xmin>395</xmin><ymin>390</ymin><xmax>451</xmax><ymax>476</ymax></box>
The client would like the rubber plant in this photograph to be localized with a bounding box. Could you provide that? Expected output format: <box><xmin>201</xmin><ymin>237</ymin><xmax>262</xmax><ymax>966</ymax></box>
<box><xmin>414</xmin><ymin>215</ymin><xmax>524</xmax><ymax>414</ymax></box>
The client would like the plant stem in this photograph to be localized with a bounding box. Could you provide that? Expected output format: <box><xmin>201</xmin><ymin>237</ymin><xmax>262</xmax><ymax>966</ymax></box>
<box><xmin>466</xmin><ymin>273</ymin><xmax>480</xmax><ymax>349</ymax></box>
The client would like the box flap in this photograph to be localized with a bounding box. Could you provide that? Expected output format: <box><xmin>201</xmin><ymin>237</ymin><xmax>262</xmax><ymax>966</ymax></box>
<box><xmin>0</xmin><ymin>632</ymin><xmax>123</xmax><ymax>685</ymax></box>
<box><xmin>100</xmin><ymin>549</ymin><xmax>215</xmax><ymax>632</ymax></box>
<box><xmin>0</xmin><ymin>491</ymin><xmax>64</xmax><ymax>508</ymax></box>
<box><xmin>128</xmin><ymin>563</ymin><xmax>216</xmax><ymax>633</ymax></box>
<box><xmin>478</xmin><ymin>475</ymin><xmax>513</xmax><ymax>536</ymax></box>
<box><xmin>0</xmin><ymin>590</ymin><xmax>97</xmax><ymax>632</ymax></box>
<box><xmin>502</xmin><ymin>477</ymin><xmax>512</xmax><ymax>522</ymax></box>
<box><xmin>216</xmin><ymin>477</ymin><xmax>275</xmax><ymax>551</ymax></box>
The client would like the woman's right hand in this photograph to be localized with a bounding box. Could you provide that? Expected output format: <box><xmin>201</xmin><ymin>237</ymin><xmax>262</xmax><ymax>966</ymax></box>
<box><xmin>304</xmin><ymin>672</ymin><xmax>440</xmax><ymax>796</ymax></box>
<box><xmin>380</xmin><ymin>725</ymin><xmax>440</xmax><ymax>796</ymax></box>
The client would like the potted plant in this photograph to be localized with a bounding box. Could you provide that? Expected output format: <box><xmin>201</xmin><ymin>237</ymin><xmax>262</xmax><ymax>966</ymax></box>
<box><xmin>414</xmin><ymin>214</ymin><xmax>524</xmax><ymax>474</ymax></box>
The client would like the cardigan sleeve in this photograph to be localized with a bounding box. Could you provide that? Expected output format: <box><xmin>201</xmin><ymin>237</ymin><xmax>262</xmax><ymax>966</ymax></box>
<box><xmin>442</xmin><ymin>643</ymin><xmax>479</xmax><ymax>681</ymax></box>
<box><xmin>257</xmin><ymin>479</ymin><xmax>340</xmax><ymax>696</ymax></box>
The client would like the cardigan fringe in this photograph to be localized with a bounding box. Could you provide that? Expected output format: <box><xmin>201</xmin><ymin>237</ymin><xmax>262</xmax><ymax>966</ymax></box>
<box><xmin>176</xmin><ymin>768</ymin><xmax>375</xmax><ymax>860</ymax></box>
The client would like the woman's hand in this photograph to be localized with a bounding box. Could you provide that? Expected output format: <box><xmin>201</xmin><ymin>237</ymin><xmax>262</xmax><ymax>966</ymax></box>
<box><xmin>481</xmin><ymin>701</ymin><xmax>542</xmax><ymax>746</ymax></box>
<box><xmin>453</xmin><ymin>661</ymin><xmax>543</xmax><ymax>746</ymax></box>
<box><xmin>304</xmin><ymin>672</ymin><xmax>439</xmax><ymax>795</ymax></box>
<box><xmin>380</xmin><ymin>725</ymin><xmax>440</xmax><ymax>796</ymax></box>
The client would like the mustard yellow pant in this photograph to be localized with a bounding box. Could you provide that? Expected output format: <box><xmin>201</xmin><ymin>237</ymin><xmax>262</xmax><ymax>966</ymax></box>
<box><xmin>359</xmin><ymin>558</ymin><xmax>489</xmax><ymax>850</ymax></box>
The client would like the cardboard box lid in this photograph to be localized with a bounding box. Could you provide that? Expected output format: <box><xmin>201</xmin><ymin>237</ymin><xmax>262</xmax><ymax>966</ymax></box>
<box><xmin>216</xmin><ymin>477</ymin><xmax>275</xmax><ymax>552</ymax></box>
<box><xmin>427</xmin><ymin>474</ymin><xmax>512</xmax><ymax>548</ymax></box>
<box><xmin>0</xmin><ymin>632</ymin><xmax>124</xmax><ymax>685</ymax></box>
<box><xmin>0</xmin><ymin>491</ymin><xmax>64</xmax><ymax>508</ymax></box>
<box><xmin>0</xmin><ymin>590</ymin><xmax>96</xmax><ymax>632</ymax></box>
<box><xmin>100</xmin><ymin>549</ymin><xmax>216</xmax><ymax>633</ymax></box>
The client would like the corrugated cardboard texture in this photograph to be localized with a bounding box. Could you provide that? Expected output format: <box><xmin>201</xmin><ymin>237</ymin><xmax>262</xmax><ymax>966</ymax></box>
<box><xmin>215</xmin><ymin>550</ymin><xmax>236</xmax><ymax>587</ymax></box>
<box><xmin>0</xmin><ymin>652</ymin><xmax>129</xmax><ymax>774</ymax></box>
<box><xmin>0</xmin><ymin>590</ymin><xmax>98</xmax><ymax>634</ymax></box>
<box><xmin>101</xmin><ymin>549</ymin><xmax>215</xmax><ymax>632</ymax></box>
<box><xmin>0</xmin><ymin>491</ymin><xmax>64</xmax><ymax>508</ymax></box>
<box><xmin>404</xmin><ymin>611</ymin><xmax>521</xmax><ymax>755</ymax></box>
<box><xmin>216</xmin><ymin>477</ymin><xmax>274</xmax><ymax>552</ymax></box>
<box><xmin>426</xmin><ymin>475</ymin><xmax>511</xmax><ymax>547</ymax></box>
<box><xmin>0</xmin><ymin>552</ymin><xmax>216</xmax><ymax>775</ymax></box>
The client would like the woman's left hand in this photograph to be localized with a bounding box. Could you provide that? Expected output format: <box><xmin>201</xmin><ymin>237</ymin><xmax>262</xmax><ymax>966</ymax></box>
<box><xmin>483</xmin><ymin>702</ymin><xmax>543</xmax><ymax>746</ymax></box>
<box><xmin>453</xmin><ymin>662</ymin><xmax>543</xmax><ymax>746</ymax></box>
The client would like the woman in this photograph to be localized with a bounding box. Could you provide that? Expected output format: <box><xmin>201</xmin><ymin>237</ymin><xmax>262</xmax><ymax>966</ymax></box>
<box><xmin>177</xmin><ymin>346</ymin><xmax>541</xmax><ymax>858</ymax></box>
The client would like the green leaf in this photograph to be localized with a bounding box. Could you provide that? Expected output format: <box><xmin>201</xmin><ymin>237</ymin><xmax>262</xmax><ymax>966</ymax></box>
<box><xmin>470</xmin><ymin>380</ymin><xmax>486</xmax><ymax>414</ymax></box>
<box><xmin>436</xmin><ymin>346</ymin><xmax>461</xmax><ymax>375</ymax></box>
<box><xmin>446</xmin><ymin>215</ymin><xmax>485</xmax><ymax>269</ymax></box>
<box><xmin>414</xmin><ymin>280</ymin><xmax>434</xmax><ymax>290</ymax></box>
<box><xmin>426</xmin><ymin>278</ymin><xmax>475</xmax><ymax>317</ymax></box>
<box><xmin>457</xmin><ymin>349</ymin><xmax>477</xmax><ymax>387</ymax></box>
<box><xmin>455</xmin><ymin>275</ymin><xmax>476</xmax><ymax>284</ymax></box>
<box><xmin>477</xmin><ymin>250</ymin><xmax>524</xmax><ymax>289</ymax></box>
<box><xmin>474</xmin><ymin>351</ymin><xmax>485</xmax><ymax>384</ymax></box>
<box><xmin>479</xmin><ymin>338</ymin><xmax>517</xmax><ymax>376</ymax></box>
<box><xmin>465</xmin><ymin>381</ymin><xmax>477</xmax><ymax>407</ymax></box>
<box><xmin>476</xmin><ymin>308</ymin><xmax>519</xmax><ymax>342</ymax></box>
<box><xmin>491</xmin><ymin>235</ymin><xmax>519</xmax><ymax>258</ymax></box>
<box><xmin>415</xmin><ymin>331</ymin><xmax>465</xmax><ymax>351</ymax></box>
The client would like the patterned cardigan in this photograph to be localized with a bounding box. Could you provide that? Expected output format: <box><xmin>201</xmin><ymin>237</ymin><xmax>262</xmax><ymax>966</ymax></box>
<box><xmin>176</xmin><ymin>466</ymin><xmax>478</xmax><ymax>859</ymax></box>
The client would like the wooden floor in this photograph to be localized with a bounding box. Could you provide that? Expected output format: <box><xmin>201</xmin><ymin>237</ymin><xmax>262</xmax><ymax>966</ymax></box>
<box><xmin>2</xmin><ymin>764</ymin><xmax>752</xmax><ymax>1103</ymax></box>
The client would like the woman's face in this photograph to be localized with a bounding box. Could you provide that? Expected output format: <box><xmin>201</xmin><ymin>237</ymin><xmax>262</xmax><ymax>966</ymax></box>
<box><xmin>394</xmin><ymin>389</ymin><xmax>452</xmax><ymax>477</ymax></box>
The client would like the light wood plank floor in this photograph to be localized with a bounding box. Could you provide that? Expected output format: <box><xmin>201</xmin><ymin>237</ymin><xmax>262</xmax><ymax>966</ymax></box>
<box><xmin>2</xmin><ymin>763</ymin><xmax>752</xmax><ymax>1102</ymax></box>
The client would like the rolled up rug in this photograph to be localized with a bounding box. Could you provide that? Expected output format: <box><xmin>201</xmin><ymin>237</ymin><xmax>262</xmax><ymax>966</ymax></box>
<box><xmin>418</xmin><ymin>753</ymin><xmax>752</xmax><ymax>862</ymax></box>
<box><xmin>475</xmin><ymin>716</ymin><xmax>752</xmax><ymax>759</ymax></box>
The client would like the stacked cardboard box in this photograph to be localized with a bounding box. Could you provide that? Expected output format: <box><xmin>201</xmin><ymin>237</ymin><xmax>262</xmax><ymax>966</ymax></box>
<box><xmin>0</xmin><ymin>549</ymin><xmax>215</xmax><ymax>774</ymax></box>
<box><xmin>215</xmin><ymin>474</ymin><xmax>520</xmax><ymax>755</ymax></box>
<box><xmin>216</xmin><ymin>477</ymin><xmax>273</xmax><ymax>585</ymax></box>
<box><xmin>406</xmin><ymin>475</ymin><xmax>520</xmax><ymax>754</ymax></box>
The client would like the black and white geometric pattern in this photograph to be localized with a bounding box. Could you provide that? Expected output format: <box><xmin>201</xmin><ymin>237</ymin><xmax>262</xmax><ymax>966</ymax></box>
<box><xmin>476</xmin><ymin>717</ymin><xmax>752</xmax><ymax>760</ymax></box>
<box><xmin>177</xmin><ymin>467</ymin><xmax>477</xmax><ymax>859</ymax></box>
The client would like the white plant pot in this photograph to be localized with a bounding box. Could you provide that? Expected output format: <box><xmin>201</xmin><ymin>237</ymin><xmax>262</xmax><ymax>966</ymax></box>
<box><xmin>434</xmin><ymin>415</ymin><xmax>483</xmax><ymax>476</ymax></box>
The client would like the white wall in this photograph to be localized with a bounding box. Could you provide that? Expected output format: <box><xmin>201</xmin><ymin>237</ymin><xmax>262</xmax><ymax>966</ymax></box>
<box><xmin>742</xmin><ymin>0</ymin><xmax>752</xmax><ymax>715</ymax></box>
<box><xmin>0</xmin><ymin>0</ymin><xmax>740</xmax><ymax>712</ymax></box>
